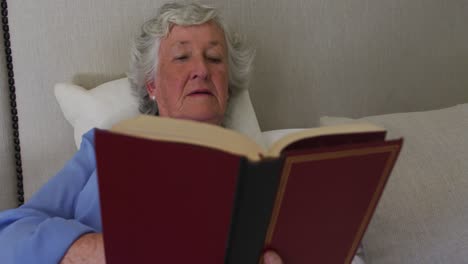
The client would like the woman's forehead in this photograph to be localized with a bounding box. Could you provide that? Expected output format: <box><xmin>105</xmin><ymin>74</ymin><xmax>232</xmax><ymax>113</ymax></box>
<box><xmin>163</xmin><ymin>22</ymin><xmax>226</xmax><ymax>49</ymax></box>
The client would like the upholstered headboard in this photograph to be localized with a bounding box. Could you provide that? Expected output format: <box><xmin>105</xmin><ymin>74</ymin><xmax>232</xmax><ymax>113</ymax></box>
<box><xmin>1</xmin><ymin>0</ymin><xmax>468</xmax><ymax>209</ymax></box>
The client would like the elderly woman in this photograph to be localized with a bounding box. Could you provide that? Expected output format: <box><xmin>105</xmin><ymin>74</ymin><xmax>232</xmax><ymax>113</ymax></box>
<box><xmin>0</xmin><ymin>2</ymin><xmax>283</xmax><ymax>264</ymax></box>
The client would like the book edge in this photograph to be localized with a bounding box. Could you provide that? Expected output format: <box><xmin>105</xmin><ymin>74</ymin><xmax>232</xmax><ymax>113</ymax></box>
<box><xmin>111</xmin><ymin>115</ymin><xmax>264</xmax><ymax>161</ymax></box>
<box><xmin>267</xmin><ymin>122</ymin><xmax>386</xmax><ymax>156</ymax></box>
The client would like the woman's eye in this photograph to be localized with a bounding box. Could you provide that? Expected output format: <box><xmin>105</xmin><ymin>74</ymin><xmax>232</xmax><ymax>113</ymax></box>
<box><xmin>207</xmin><ymin>57</ymin><xmax>222</xmax><ymax>63</ymax></box>
<box><xmin>174</xmin><ymin>55</ymin><xmax>188</xmax><ymax>61</ymax></box>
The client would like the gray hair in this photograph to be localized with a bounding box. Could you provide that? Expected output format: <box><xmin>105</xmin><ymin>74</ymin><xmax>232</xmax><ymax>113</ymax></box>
<box><xmin>128</xmin><ymin>1</ymin><xmax>255</xmax><ymax>115</ymax></box>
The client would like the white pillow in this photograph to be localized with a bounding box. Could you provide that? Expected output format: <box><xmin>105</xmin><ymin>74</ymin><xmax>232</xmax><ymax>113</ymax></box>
<box><xmin>320</xmin><ymin>103</ymin><xmax>468</xmax><ymax>264</ymax></box>
<box><xmin>55</xmin><ymin>78</ymin><xmax>265</xmax><ymax>149</ymax></box>
<box><xmin>261</xmin><ymin>128</ymin><xmax>306</xmax><ymax>148</ymax></box>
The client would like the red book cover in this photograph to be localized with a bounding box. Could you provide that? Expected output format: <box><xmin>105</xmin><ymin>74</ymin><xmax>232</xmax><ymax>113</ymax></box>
<box><xmin>263</xmin><ymin>140</ymin><xmax>402</xmax><ymax>264</ymax></box>
<box><xmin>95</xmin><ymin>130</ymin><xmax>241</xmax><ymax>263</ymax></box>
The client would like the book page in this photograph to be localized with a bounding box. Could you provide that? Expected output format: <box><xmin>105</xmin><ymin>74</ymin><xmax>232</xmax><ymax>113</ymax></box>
<box><xmin>266</xmin><ymin>123</ymin><xmax>385</xmax><ymax>157</ymax></box>
<box><xmin>111</xmin><ymin>115</ymin><xmax>265</xmax><ymax>161</ymax></box>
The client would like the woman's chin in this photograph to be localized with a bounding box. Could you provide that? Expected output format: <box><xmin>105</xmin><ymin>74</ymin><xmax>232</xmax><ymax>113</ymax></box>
<box><xmin>186</xmin><ymin>114</ymin><xmax>223</xmax><ymax>125</ymax></box>
<box><xmin>159</xmin><ymin>101</ymin><xmax>226</xmax><ymax>125</ymax></box>
<box><xmin>190</xmin><ymin>113</ymin><xmax>224</xmax><ymax>125</ymax></box>
<box><xmin>174</xmin><ymin>108</ymin><xmax>223</xmax><ymax>125</ymax></box>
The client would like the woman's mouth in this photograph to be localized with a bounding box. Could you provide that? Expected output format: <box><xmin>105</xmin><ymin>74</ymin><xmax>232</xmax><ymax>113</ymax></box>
<box><xmin>188</xmin><ymin>89</ymin><xmax>213</xmax><ymax>96</ymax></box>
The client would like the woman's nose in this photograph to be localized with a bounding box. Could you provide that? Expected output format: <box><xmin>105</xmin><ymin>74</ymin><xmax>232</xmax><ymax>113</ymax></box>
<box><xmin>190</xmin><ymin>57</ymin><xmax>209</xmax><ymax>80</ymax></box>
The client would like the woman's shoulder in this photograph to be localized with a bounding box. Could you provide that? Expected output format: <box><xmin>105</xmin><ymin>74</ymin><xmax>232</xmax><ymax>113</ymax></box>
<box><xmin>76</xmin><ymin>128</ymin><xmax>98</xmax><ymax>167</ymax></box>
<box><xmin>82</xmin><ymin>128</ymin><xmax>96</xmax><ymax>146</ymax></box>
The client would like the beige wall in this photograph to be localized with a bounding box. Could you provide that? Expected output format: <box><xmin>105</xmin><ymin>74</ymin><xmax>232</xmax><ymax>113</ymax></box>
<box><xmin>3</xmin><ymin>0</ymin><xmax>468</xmax><ymax>202</ymax></box>
<box><xmin>220</xmin><ymin>0</ymin><xmax>468</xmax><ymax>129</ymax></box>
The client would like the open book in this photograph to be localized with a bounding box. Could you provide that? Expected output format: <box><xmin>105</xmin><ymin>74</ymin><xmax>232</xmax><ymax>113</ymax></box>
<box><xmin>110</xmin><ymin>115</ymin><xmax>390</xmax><ymax>160</ymax></box>
<box><xmin>95</xmin><ymin>115</ymin><xmax>403</xmax><ymax>264</ymax></box>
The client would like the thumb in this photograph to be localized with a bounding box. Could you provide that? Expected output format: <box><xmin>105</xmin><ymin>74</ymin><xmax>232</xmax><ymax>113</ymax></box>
<box><xmin>263</xmin><ymin>250</ymin><xmax>283</xmax><ymax>264</ymax></box>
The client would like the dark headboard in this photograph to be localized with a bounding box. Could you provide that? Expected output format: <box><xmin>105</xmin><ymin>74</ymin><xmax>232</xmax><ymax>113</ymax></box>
<box><xmin>1</xmin><ymin>0</ymin><xmax>23</xmax><ymax>208</ymax></box>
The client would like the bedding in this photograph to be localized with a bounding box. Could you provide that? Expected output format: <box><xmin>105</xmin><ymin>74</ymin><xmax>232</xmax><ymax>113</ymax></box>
<box><xmin>320</xmin><ymin>103</ymin><xmax>468</xmax><ymax>263</ymax></box>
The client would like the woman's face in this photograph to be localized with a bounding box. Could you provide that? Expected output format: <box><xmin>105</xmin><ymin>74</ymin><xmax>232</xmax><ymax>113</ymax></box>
<box><xmin>148</xmin><ymin>21</ymin><xmax>229</xmax><ymax>125</ymax></box>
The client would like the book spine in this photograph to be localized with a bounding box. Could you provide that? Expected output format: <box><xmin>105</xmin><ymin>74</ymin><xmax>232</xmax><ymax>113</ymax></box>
<box><xmin>224</xmin><ymin>158</ymin><xmax>284</xmax><ymax>264</ymax></box>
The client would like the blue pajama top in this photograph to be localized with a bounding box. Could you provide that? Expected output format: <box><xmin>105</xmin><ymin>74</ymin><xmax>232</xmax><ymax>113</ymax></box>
<box><xmin>0</xmin><ymin>129</ymin><xmax>100</xmax><ymax>263</ymax></box>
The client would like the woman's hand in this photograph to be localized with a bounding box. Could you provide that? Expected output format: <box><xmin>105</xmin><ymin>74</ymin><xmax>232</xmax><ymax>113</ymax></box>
<box><xmin>263</xmin><ymin>250</ymin><xmax>284</xmax><ymax>264</ymax></box>
<box><xmin>60</xmin><ymin>233</ymin><xmax>106</xmax><ymax>264</ymax></box>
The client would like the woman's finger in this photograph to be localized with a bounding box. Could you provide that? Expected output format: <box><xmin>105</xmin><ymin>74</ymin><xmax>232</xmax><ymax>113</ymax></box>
<box><xmin>263</xmin><ymin>250</ymin><xmax>283</xmax><ymax>264</ymax></box>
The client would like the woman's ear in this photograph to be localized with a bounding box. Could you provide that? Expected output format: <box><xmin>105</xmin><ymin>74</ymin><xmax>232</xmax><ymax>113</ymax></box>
<box><xmin>146</xmin><ymin>81</ymin><xmax>156</xmax><ymax>100</ymax></box>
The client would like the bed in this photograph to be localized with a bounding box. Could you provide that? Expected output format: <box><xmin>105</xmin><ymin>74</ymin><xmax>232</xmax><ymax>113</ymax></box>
<box><xmin>1</xmin><ymin>0</ymin><xmax>467</xmax><ymax>263</ymax></box>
